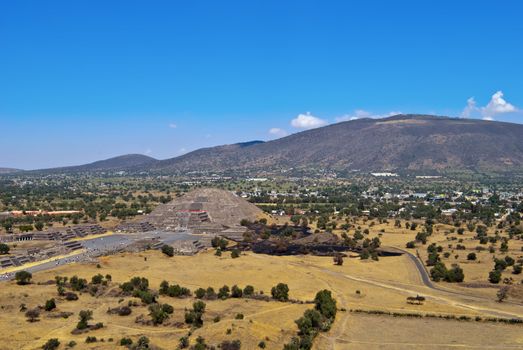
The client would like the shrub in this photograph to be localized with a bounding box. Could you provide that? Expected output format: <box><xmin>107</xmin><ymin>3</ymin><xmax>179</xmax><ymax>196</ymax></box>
<box><xmin>76</xmin><ymin>310</ymin><xmax>93</xmax><ymax>330</ymax></box>
<box><xmin>15</xmin><ymin>270</ymin><xmax>32</xmax><ymax>285</ymax></box>
<box><xmin>243</xmin><ymin>285</ymin><xmax>254</xmax><ymax>296</ymax></box>
<box><xmin>314</xmin><ymin>290</ymin><xmax>337</xmax><ymax>319</ymax></box>
<box><xmin>148</xmin><ymin>304</ymin><xmax>170</xmax><ymax>325</ymax></box>
<box><xmin>85</xmin><ymin>336</ymin><xmax>97</xmax><ymax>343</ymax></box>
<box><xmin>195</xmin><ymin>288</ymin><xmax>206</xmax><ymax>299</ymax></box>
<box><xmin>221</xmin><ymin>340</ymin><xmax>242</xmax><ymax>350</ymax></box>
<box><xmin>271</xmin><ymin>283</ymin><xmax>289</xmax><ymax>301</ymax></box>
<box><xmin>206</xmin><ymin>287</ymin><xmax>217</xmax><ymax>299</ymax></box>
<box><xmin>235</xmin><ymin>313</ymin><xmax>244</xmax><ymax>320</ymax></box>
<box><xmin>91</xmin><ymin>274</ymin><xmax>104</xmax><ymax>285</ymax></box>
<box><xmin>231</xmin><ymin>249</ymin><xmax>240</xmax><ymax>259</ymax></box>
<box><xmin>136</xmin><ymin>336</ymin><xmax>150</xmax><ymax>349</ymax></box>
<box><xmin>25</xmin><ymin>308</ymin><xmax>40</xmax><ymax>322</ymax></box>
<box><xmin>489</xmin><ymin>269</ymin><xmax>502</xmax><ymax>284</ymax></box>
<box><xmin>179</xmin><ymin>336</ymin><xmax>189</xmax><ymax>349</ymax></box>
<box><xmin>133</xmin><ymin>290</ymin><xmax>156</xmax><ymax>304</ymax></box>
<box><xmin>42</xmin><ymin>338</ymin><xmax>60</xmax><ymax>350</ymax></box>
<box><xmin>44</xmin><ymin>299</ymin><xmax>56</xmax><ymax>311</ymax></box>
<box><xmin>160</xmin><ymin>282</ymin><xmax>191</xmax><ymax>298</ymax></box>
<box><xmin>467</xmin><ymin>252</ymin><xmax>477</xmax><ymax>261</ymax></box>
<box><xmin>70</xmin><ymin>276</ymin><xmax>88</xmax><ymax>291</ymax></box>
<box><xmin>120</xmin><ymin>337</ymin><xmax>133</xmax><ymax>346</ymax></box>
<box><xmin>231</xmin><ymin>285</ymin><xmax>243</xmax><ymax>298</ymax></box>
<box><xmin>161</xmin><ymin>244</ymin><xmax>174</xmax><ymax>257</ymax></box>
<box><xmin>0</xmin><ymin>243</ymin><xmax>10</xmax><ymax>255</ymax></box>
<box><xmin>218</xmin><ymin>285</ymin><xmax>230</xmax><ymax>299</ymax></box>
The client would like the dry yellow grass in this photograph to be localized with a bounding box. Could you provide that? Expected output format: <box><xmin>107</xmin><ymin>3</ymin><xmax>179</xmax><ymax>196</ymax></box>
<box><xmin>1</xmin><ymin>246</ymin><xmax>522</xmax><ymax>350</ymax></box>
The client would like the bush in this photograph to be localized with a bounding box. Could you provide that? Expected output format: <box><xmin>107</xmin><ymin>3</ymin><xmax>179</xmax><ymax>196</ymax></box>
<box><xmin>76</xmin><ymin>310</ymin><xmax>93</xmax><ymax>330</ymax></box>
<box><xmin>406</xmin><ymin>241</ymin><xmax>416</xmax><ymax>249</ymax></box>
<box><xmin>489</xmin><ymin>269</ymin><xmax>502</xmax><ymax>284</ymax></box>
<box><xmin>221</xmin><ymin>340</ymin><xmax>242</xmax><ymax>350</ymax></box>
<box><xmin>70</xmin><ymin>276</ymin><xmax>88</xmax><ymax>291</ymax></box>
<box><xmin>195</xmin><ymin>288</ymin><xmax>206</xmax><ymax>299</ymax></box>
<box><xmin>0</xmin><ymin>243</ymin><xmax>10</xmax><ymax>255</ymax></box>
<box><xmin>133</xmin><ymin>290</ymin><xmax>156</xmax><ymax>304</ymax></box>
<box><xmin>231</xmin><ymin>249</ymin><xmax>240</xmax><ymax>259</ymax></box>
<box><xmin>513</xmin><ymin>264</ymin><xmax>522</xmax><ymax>275</ymax></box>
<box><xmin>243</xmin><ymin>285</ymin><xmax>254</xmax><ymax>296</ymax></box>
<box><xmin>42</xmin><ymin>338</ymin><xmax>60</xmax><ymax>350</ymax></box>
<box><xmin>211</xmin><ymin>236</ymin><xmax>228</xmax><ymax>249</ymax></box>
<box><xmin>44</xmin><ymin>299</ymin><xmax>56</xmax><ymax>311</ymax></box>
<box><xmin>235</xmin><ymin>313</ymin><xmax>244</xmax><ymax>320</ymax></box>
<box><xmin>179</xmin><ymin>336</ymin><xmax>189</xmax><ymax>349</ymax></box>
<box><xmin>430</xmin><ymin>262</ymin><xmax>465</xmax><ymax>282</ymax></box>
<box><xmin>148</xmin><ymin>304</ymin><xmax>170</xmax><ymax>325</ymax></box>
<box><xmin>185</xmin><ymin>301</ymin><xmax>206</xmax><ymax>327</ymax></box>
<box><xmin>15</xmin><ymin>270</ymin><xmax>32</xmax><ymax>285</ymax></box>
<box><xmin>231</xmin><ymin>285</ymin><xmax>243</xmax><ymax>298</ymax></box>
<box><xmin>85</xmin><ymin>336</ymin><xmax>97</xmax><ymax>343</ymax></box>
<box><xmin>271</xmin><ymin>283</ymin><xmax>289</xmax><ymax>301</ymax></box>
<box><xmin>467</xmin><ymin>252</ymin><xmax>477</xmax><ymax>261</ymax></box>
<box><xmin>218</xmin><ymin>285</ymin><xmax>230</xmax><ymax>299</ymax></box>
<box><xmin>161</xmin><ymin>244</ymin><xmax>174</xmax><ymax>257</ymax></box>
<box><xmin>159</xmin><ymin>281</ymin><xmax>191</xmax><ymax>298</ymax></box>
<box><xmin>206</xmin><ymin>287</ymin><xmax>217</xmax><ymax>299</ymax></box>
<box><xmin>120</xmin><ymin>337</ymin><xmax>133</xmax><ymax>346</ymax></box>
<box><xmin>136</xmin><ymin>336</ymin><xmax>150</xmax><ymax>349</ymax></box>
<box><xmin>314</xmin><ymin>290</ymin><xmax>337</xmax><ymax>319</ymax></box>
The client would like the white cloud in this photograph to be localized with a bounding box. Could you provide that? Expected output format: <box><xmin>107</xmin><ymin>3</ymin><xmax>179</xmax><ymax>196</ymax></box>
<box><xmin>482</xmin><ymin>91</ymin><xmax>516</xmax><ymax>120</ymax></box>
<box><xmin>460</xmin><ymin>97</ymin><xmax>477</xmax><ymax>119</ymax></box>
<box><xmin>291</xmin><ymin>112</ymin><xmax>328</xmax><ymax>129</ymax></box>
<box><xmin>335</xmin><ymin>110</ymin><xmax>401</xmax><ymax>122</ymax></box>
<box><xmin>178</xmin><ymin>147</ymin><xmax>187</xmax><ymax>155</ymax></box>
<box><xmin>168</xmin><ymin>123</ymin><xmax>177</xmax><ymax>128</ymax></box>
<box><xmin>268</xmin><ymin>128</ymin><xmax>288</xmax><ymax>137</ymax></box>
<box><xmin>144</xmin><ymin>148</ymin><xmax>152</xmax><ymax>155</ymax></box>
<box><xmin>460</xmin><ymin>91</ymin><xmax>518</xmax><ymax>121</ymax></box>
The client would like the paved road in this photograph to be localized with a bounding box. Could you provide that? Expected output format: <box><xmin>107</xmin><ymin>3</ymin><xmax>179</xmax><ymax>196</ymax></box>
<box><xmin>0</xmin><ymin>231</ymin><xmax>199</xmax><ymax>281</ymax></box>
<box><xmin>399</xmin><ymin>248</ymin><xmax>523</xmax><ymax>309</ymax></box>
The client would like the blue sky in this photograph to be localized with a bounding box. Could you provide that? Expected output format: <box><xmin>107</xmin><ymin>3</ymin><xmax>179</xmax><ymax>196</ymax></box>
<box><xmin>1</xmin><ymin>0</ymin><xmax>522</xmax><ymax>169</ymax></box>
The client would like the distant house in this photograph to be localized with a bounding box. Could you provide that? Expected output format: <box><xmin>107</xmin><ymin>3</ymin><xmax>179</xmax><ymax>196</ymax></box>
<box><xmin>371</xmin><ymin>172</ymin><xmax>398</xmax><ymax>177</ymax></box>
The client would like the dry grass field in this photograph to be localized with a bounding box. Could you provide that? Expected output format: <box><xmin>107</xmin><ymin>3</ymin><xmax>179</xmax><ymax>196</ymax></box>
<box><xmin>1</xmin><ymin>239</ymin><xmax>522</xmax><ymax>350</ymax></box>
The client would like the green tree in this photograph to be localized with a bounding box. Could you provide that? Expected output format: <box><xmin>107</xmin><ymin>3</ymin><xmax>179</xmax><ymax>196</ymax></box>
<box><xmin>231</xmin><ymin>285</ymin><xmax>243</xmax><ymax>298</ymax></box>
<box><xmin>161</xmin><ymin>244</ymin><xmax>174</xmax><ymax>257</ymax></box>
<box><xmin>218</xmin><ymin>285</ymin><xmax>230</xmax><ymax>299</ymax></box>
<box><xmin>15</xmin><ymin>270</ymin><xmax>32</xmax><ymax>285</ymax></box>
<box><xmin>489</xmin><ymin>269</ymin><xmax>502</xmax><ymax>284</ymax></box>
<box><xmin>0</xmin><ymin>243</ymin><xmax>10</xmax><ymax>255</ymax></box>
<box><xmin>42</xmin><ymin>338</ymin><xmax>60</xmax><ymax>350</ymax></box>
<box><xmin>243</xmin><ymin>285</ymin><xmax>254</xmax><ymax>296</ymax></box>
<box><xmin>148</xmin><ymin>304</ymin><xmax>170</xmax><ymax>325</ymax></box>
<box><xmin>76</xmin><ymin>310</ymin><xmax>93</xmax><ymax>330</ymax></box>
<box><xmin>314</xmin><ymin>289</ymin><xmax>337</xmax><ymax>319</ymax></box>
<box><xmin>44</xmin><ymin>299</ymin><xmax>56</xmax><ymax>311</ymax></box>
<box><xmin>271</xmin><ymin>283</ymin><xmax>289</xmax><ymax>301</ymax></box>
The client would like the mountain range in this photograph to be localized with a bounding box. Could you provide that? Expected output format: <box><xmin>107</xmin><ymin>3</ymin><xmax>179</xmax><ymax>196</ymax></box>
<box><xmin>13</xmin><ymin>114</ymin><xmax>523</xmax><ymax>174</ymax></box>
